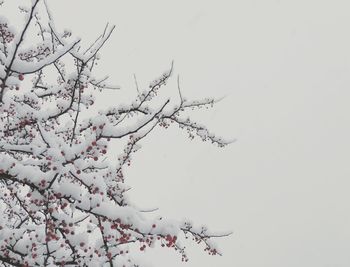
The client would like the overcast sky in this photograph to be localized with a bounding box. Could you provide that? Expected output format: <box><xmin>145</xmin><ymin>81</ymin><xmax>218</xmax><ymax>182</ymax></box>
<box><xmin>41</xmin><ymin>1</ymin><xmax>350</xmax><ymax>266</ymax></box>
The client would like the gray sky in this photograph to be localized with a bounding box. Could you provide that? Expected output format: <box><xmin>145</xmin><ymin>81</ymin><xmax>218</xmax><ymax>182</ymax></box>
<box><xmin>47</xmin><ymin>1</ymin><xmax>350</xmax><ymax>266</ymax></box>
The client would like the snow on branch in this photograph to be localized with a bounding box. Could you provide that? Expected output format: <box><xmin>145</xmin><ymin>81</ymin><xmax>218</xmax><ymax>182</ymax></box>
<box><xmin>0</xmin><ymin>1</ymin><xmax>230</xmax><ymax>266</ymax></box>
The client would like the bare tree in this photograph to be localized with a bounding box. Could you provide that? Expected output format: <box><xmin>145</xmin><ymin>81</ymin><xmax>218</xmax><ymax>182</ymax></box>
<box><xmin>0</xmin><ymin>1</ymin><xmax>230</xmax><ymax>266</ymax></box>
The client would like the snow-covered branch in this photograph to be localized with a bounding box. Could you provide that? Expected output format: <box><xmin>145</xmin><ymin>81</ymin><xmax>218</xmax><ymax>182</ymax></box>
<box><xmin>0</xmin><ymin>1</ymin><xmax>230</xmax><ymax>266</ymax></box>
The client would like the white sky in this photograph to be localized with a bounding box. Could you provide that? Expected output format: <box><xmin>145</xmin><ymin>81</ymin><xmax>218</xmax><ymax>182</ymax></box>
<box><xmin>12</xmin><ymin>0</ymin><xmax>350</xmax><ymax>266</ymax></box>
